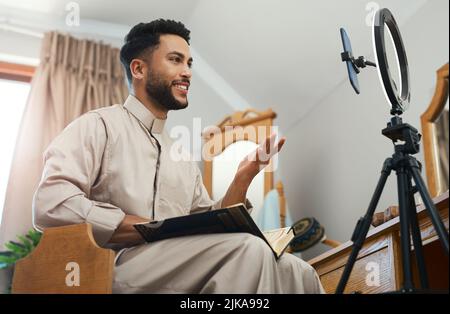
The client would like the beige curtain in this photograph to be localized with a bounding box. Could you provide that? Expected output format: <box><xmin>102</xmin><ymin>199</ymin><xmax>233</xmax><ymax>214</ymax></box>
<box><xmin>0</xmin><ymin>31</ymin><xmax>128</xmax><ymax>248</ymax></box>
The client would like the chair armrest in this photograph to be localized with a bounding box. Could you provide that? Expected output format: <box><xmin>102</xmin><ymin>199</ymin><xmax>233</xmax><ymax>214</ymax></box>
<box><xmin>276</xmin><ymin>181</ymin><xmax>287</xmax><ymax>228</ymax></box>
<box><xmin>12</xmin><ymin>223</ymin><xmax>115</xmax><ymax>294</ymax></box>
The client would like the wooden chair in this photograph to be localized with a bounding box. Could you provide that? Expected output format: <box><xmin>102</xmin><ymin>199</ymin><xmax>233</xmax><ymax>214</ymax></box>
<box><xmin>421</xmin><ymin>63</ymin><xmax>449</xmax><ymax>198</ymax></box>
<box><xmin>12</xmin><ymin>223</ymin><xmax>114</xmax><ymax>293</ymax></box>
<box><xmin>201</xmin><ymin>108</ymin><xmax>290</xmax><ymax>227</ymax></box>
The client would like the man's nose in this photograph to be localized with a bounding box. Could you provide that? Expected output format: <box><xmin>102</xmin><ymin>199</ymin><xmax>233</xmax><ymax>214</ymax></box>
<box><xmin>180</xmin><ymin>65</ymin><xmax>192</xmax><ymax>79</ymax></box>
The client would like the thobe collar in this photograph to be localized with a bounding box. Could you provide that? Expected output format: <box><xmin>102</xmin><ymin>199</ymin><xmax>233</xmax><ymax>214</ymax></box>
<box><xmin>123</xmin><ymin>94</ymin><xmax>166</xmax><ymax>134</ymax></box>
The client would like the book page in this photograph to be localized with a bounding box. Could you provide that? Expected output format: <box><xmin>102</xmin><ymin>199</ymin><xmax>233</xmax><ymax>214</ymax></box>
<box><xmin>263</xmin><ymin>227</ymin><xmax>294</xmax><ymax>257</ymax></box>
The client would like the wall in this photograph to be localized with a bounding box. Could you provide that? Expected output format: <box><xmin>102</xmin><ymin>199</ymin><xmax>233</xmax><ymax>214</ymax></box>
<box><xmin>280</xmin><ymin>0</ymin><xmax>449</xmax><ymax>260</ymax></box>
<box><xmin>0</xmin><ymin>31</ymin><xmax>42</xmax><ymax>65</ymax></box>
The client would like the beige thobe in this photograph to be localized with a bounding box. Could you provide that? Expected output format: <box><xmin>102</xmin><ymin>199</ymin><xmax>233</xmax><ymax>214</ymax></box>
<box><xmin>33</xmin><ymin>94</ymin><xmax>324</xmax><ymax>294</ymax></box>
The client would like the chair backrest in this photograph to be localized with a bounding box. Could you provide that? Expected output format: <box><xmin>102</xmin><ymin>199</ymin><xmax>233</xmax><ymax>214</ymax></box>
<box><xmin>12</xmin><ymin>223</ymin><xmax>114</xmax><ymax>294</ymax></box>
<box><xmin>421</xmin><ymin>63</ymin><xmax>449</xmax><ymax>197</ymax></box>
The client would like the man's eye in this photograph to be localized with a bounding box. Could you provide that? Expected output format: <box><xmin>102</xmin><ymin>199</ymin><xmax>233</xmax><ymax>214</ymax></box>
<box><xmin>170</xmin><ymin>57</ymin><xmax>181</xmax><ymax>63</ymax></box>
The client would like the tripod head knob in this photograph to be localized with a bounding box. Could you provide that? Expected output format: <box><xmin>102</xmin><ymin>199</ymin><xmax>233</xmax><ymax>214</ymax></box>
<box><xmin>383</xmin><ymin>117</ymin><xmax>421</xmax><ymax>155</ymax></box>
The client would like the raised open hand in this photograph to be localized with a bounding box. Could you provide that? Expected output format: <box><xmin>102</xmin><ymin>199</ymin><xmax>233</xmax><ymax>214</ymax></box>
<box><xmin>236</xmin><ymin>133</ymin><xmax>286</xmax><ymax>183</ymax></box>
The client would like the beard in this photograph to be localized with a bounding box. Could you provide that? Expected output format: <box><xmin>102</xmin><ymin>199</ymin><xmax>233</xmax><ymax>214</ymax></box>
<box><xmin>145</xmin><ymin>70</ymin><xmax>188</xmax><ymax>111</ymax></box>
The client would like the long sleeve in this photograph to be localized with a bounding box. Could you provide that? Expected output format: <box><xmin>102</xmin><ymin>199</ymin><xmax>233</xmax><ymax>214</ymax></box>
<box><xmin>32</xmin><ymin>112</ymin><xmax>125</xmax><ymax>247</ymax></box>
<box><xmin>189</xmin><ymin>164</ymin><xmax>222</xmax><ymax>214</ymax></box>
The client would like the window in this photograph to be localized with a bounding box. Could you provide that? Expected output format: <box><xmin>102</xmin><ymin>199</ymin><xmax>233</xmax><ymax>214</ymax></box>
<box><xmin>0</xmin><ymin>61</ymin><xmax>34</xmax><ymax>226</ymax></box>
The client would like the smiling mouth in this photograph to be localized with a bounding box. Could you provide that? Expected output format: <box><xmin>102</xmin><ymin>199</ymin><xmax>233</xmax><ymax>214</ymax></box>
<box><xmin>173</xmin><ymin>84</ymin><xmax>189</xmax><ymax>97</ymax></box>
<box><xmin>173</xmin><ymin>81</ymin><xmax>189</xmax><ymax>90</ymax></box>
<box><xmin>174</xmin><ymin>84</ymin><xmax>188</xmax><ymax>91</ymax></box>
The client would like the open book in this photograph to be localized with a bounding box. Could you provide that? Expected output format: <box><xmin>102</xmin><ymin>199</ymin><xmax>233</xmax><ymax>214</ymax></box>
<box><xmin>134</xmin><ymin>203</ymin><xmax>295</xmax><ymax>259</ymax></box>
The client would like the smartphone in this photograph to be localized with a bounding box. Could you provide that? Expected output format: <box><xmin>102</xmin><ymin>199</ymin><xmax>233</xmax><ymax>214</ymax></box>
<box><xmin>340</xmin><ymin>28</ymin><xmax>360</xmax><ymax>94</ymax></box>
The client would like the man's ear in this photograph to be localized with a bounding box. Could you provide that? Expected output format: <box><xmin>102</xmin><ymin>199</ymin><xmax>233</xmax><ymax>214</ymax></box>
<box><xmin>130</xmin><ymin>59</ymin><xmax>145</xmax><ymax>80</ymax></box>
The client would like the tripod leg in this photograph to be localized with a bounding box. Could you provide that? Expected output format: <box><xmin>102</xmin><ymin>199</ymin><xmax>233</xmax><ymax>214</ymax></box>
<box><xmin>409</xmin><ymin>159</ymin><xmax>449</xmax><ymax>254</ymax></box>
<box><xmin>397</xmin><ymin>167</ymin><xmax>414</xmax><ymax>291</ymax></box>
<box><xmin>335</xmin><ymin>159</ymin><xmax>392</xmax><ymax>294</ymax></box>
<box><xmin>406</xmin><ymin>172</ymin><xmax>429</xmax><ymax>289</ymax></box>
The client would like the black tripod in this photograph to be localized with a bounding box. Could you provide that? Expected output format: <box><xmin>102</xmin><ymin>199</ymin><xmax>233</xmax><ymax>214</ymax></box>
<box><xmin>336</xmin><ymin>116</ymin><xmax>449</xmax><ymax>294</ymax></box>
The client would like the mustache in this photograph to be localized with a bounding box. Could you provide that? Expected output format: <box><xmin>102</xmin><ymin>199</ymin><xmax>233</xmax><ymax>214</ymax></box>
<box><xmin>172</xmin><ymin>79</ymin><xmax>190</xmax><ymax>85</ymax></box>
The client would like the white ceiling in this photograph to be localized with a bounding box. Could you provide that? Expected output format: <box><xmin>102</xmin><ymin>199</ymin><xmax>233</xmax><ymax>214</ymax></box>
<box><xmin>0</xmin><ymin>0</ymin><xmax>199</xmax><ymax>21</ymax></box>
<box><xmin>0</xmin><ymin>0</ymin><xmax>430</xmax><ymax>129</ymax></box>
<box><xmin>82</xmin><ymin>0</ymin><xmax>200</xmax><ymax>24</ymax></box>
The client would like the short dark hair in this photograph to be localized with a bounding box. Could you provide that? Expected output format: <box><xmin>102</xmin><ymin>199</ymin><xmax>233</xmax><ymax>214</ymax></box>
<box><xmin>120</xmin><ymin>19</ymin><xmax>191</xmax><ymax>85</ymax></box>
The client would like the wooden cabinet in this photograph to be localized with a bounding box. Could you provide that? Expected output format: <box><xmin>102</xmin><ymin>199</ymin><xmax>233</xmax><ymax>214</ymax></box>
<box><xmin>309</xmin><ymin>191</ymin><xmax>449</xmax><ymax>294</ymax></box>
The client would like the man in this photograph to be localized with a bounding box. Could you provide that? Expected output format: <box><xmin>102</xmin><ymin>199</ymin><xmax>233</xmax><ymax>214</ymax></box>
<box><xmin>33</xmin><ymin>19</ymin><xmax>324</xmax><ymax>293</ymax></box>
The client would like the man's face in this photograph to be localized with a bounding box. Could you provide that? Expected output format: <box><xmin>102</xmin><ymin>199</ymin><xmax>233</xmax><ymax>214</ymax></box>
<box><xmin>143</xmin><ymin>34</ymin><xmax>193</xmax><ymax>111</ymax></box>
